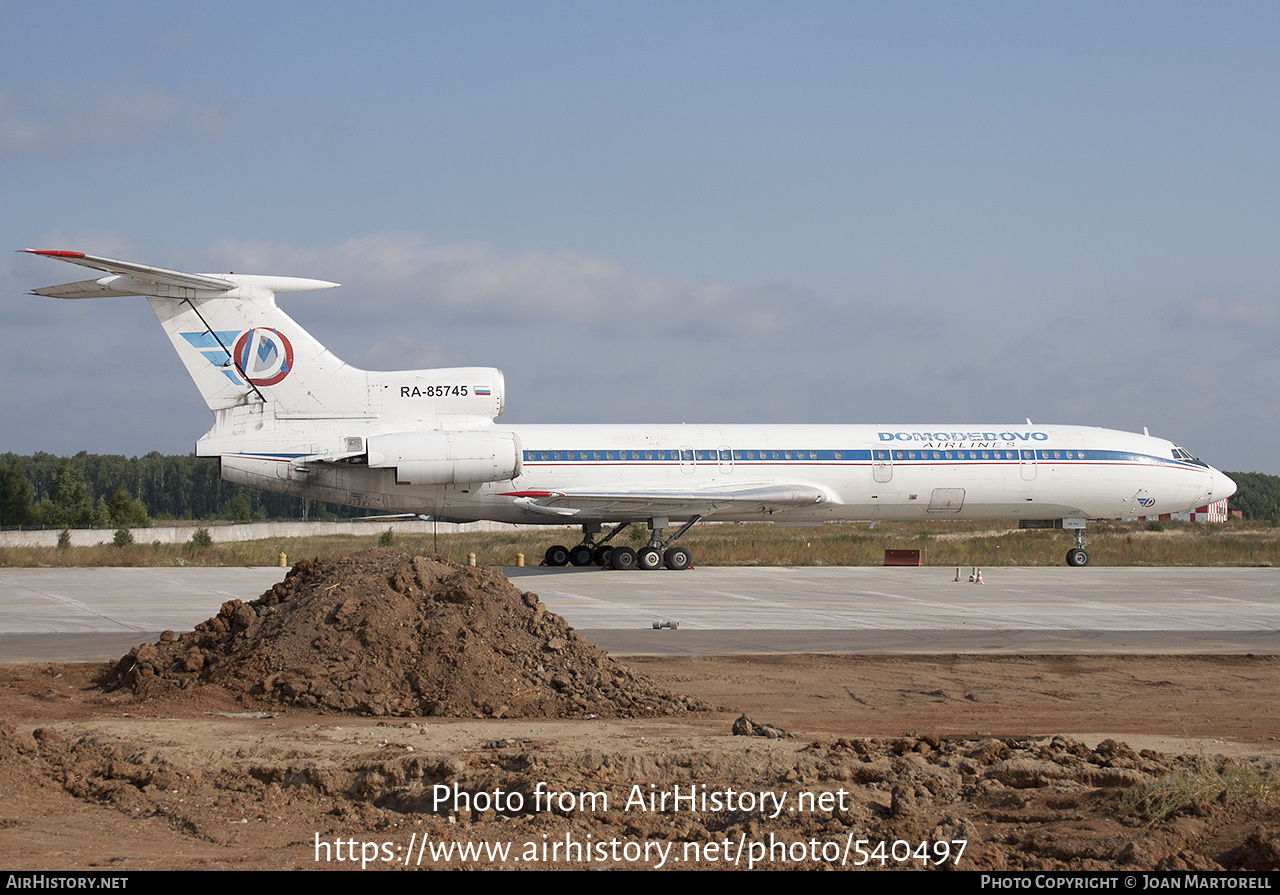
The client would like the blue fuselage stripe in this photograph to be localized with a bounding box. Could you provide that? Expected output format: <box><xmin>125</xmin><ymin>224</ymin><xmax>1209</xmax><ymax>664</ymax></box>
<box><xmin>517</xmin><ymin>448</ymin><xmax>1198</xmax><ymax>469</ymax></box>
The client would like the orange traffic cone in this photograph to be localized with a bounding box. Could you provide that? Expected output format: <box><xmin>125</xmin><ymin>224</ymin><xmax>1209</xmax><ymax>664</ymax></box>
<box><xmin>974</xmin><ymin>567</ymin><xmax>984</xmax><ymax>584</ymax></box>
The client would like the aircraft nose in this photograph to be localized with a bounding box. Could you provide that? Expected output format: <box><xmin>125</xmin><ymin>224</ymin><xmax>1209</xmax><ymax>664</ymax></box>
<box><xmin>1209</xmin><ymin>468</ymin><xmax>1237</xmax><ymax>502</ymax></box>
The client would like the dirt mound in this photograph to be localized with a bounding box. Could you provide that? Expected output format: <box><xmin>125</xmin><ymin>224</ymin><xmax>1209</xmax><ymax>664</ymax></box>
<box><xmin>102</xmin><ymin>550</ymin><xmax>703</xmax><ymax>719</ymax></box>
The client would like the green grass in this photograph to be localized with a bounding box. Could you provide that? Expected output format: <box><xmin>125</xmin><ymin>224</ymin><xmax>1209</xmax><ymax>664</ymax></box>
<box><xmin>1121</xmin><ymin>750</ymin><xmax>1280</xmax><ymax>822</ymax></box>
<box><xmin>4</xmin><ymin>519</ymin><xmax>1280</xmax><ymax>568</ymax></box>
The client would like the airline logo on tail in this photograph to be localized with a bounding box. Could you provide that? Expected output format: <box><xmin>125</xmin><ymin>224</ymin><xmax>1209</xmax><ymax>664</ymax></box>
<box><xmin>181</xmin><ymin>328</ymin><xmax>294</xmax><ymax>386</ymax></box>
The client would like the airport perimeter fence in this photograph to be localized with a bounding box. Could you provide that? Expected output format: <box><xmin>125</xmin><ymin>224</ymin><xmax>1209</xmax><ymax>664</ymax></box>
<box><xmin>0</xmin><ymin>519</ymin><xmax>560</xmax><ymax>548</ymax></box>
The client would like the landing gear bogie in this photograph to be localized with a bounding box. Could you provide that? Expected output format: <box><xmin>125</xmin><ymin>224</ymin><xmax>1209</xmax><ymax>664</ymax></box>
<box><xmin>544</xmin><ymin>518</ymin><xmax>700</xmax><ymax>571</ymax></box>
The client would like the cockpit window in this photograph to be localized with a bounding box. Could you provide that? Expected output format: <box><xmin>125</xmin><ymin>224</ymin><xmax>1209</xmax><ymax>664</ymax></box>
<box><xmin>1171</xmin><ymin>445</ymin><xmax>1208</xmax><ymax>467</ymax></box>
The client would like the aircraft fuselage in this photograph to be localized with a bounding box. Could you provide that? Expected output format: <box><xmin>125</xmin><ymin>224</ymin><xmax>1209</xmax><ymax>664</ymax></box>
<box><xmin>220</xmin><ymin>422</ymin><xmax>1230</xmax><ymax>526</ymax></box>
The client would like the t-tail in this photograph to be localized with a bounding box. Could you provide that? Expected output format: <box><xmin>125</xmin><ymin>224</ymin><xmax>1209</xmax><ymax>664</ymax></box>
<box><xmin>25</xmin><ymin>250</ymin><xmax>510</xmax><ymax>470</ymax></box>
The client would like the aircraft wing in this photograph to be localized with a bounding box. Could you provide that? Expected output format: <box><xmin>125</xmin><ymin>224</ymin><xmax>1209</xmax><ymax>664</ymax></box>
<box><xmin>355</xmin><ymin>513</ymin><xmax>433</xmax><ymax>522</ymax></box>
<box><xmin>25</xmin><ymin>250</ymin><xmax>236</xmax><ymax>299</ymax></box>
<box><xmin>499</xmin><ymin>483</ymin><xmax>832</xmax><ymax>519</ymax></box>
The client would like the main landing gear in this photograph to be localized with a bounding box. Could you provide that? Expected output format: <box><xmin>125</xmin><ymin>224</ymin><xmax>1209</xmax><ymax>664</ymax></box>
<box><xmin>543</xmin><ymin>522</ymin><xmax>628</xmax><ymax>568</ymax></box>
<box><xmin>543</xmin><ymin>517</ymin><xmax>701</xmax><ymax>571</ymax></box>
<box><xmin>540</xmin><ymin>522</ymin><xmax>624</xmax><ymax>571</ymax></box>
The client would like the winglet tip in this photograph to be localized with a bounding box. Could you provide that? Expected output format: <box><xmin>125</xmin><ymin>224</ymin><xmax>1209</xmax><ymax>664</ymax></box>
<box><xmin>22</xmin><ymin>249</ymin><xmax>86</xmax><ymax>259</ymax></box>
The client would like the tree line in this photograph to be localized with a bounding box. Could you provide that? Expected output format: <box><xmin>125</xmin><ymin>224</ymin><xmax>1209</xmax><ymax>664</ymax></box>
<box><xmin>1</xmin><ymin>451</ymin><xmax>1277</xmax><ymax>528</ymax></box>
<box><xmin>1218</xmin><ymin>471</ymin><xmax>1280</xmax><ymax>522</ymax></box>
<box><xmin>0</xmin><ymin>452</ymin><xmax>362</xmax><ymax>527</ymax></box>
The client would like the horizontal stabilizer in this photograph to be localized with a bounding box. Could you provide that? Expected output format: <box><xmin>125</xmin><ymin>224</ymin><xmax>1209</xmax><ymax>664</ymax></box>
<box><xmin>25</xmin><ymin>250</ymin><xmax>235</xmax><ymax>298</ymax></box>
<box><xmin>31</xmin><ymin>277</ymin><xmax>150</xmax><ymax>299</ymax></box>
<box><xmin>24</xmin><ymin>250</ymin><xmax>338</xmax><ymax>300</ymax></box>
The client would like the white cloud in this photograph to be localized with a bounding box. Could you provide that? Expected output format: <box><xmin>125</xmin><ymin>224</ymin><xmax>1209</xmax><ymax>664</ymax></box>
<box><xmin>1172</xmin><ymin>294</ymin><xmax>1279</xmax><ymax>331</ymax></box>
<box><xmin>197</xmin><ymin>233</ymin><xmax>799</xmax><ymax>339</ymax></box>
<box><xmin>170</xmin><ymin>233</ymin><xmax>920</xmax><ymax>422</ymax></box>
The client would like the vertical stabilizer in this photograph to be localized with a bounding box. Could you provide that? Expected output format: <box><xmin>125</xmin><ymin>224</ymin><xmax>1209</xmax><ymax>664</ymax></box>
<box><xmin>145</xmin><ymin>287</ymin><xmax>366</xmax><ymax>415</ymax></box>
<box><xmin>27</xmin><ymin>250</ymin><xmax>366</xmax><ymax>417</ymax></box>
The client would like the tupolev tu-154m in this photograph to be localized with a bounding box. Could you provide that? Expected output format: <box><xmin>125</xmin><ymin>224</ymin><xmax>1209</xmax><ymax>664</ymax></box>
<box><xmin>27</xmin><ymin>249</ymin><xmax>1236</xmax><ymax>569</ymax></box>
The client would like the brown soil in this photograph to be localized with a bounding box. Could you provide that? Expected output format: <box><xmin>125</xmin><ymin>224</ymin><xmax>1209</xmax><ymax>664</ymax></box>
<box><xmin>101</xmin><ymin>551</ymin><xmax>701</xmax><ymax>720</ymax></box>
<box><xmin>1</xmin><ymin>550</ymin><xmax>1277</xmax><ymax>871</ymax></box>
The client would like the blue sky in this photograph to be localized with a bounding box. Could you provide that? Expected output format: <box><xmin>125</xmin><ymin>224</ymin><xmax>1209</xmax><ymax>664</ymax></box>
<box><xmin>3</xmin><ymin>2</ymin><xmax>1278</xmax><ymax>472</ymax></box>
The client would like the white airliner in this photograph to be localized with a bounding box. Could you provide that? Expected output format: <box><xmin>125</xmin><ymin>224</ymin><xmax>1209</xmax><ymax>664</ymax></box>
<box><xmin>27</xmin><ymin>249</ymin><xmax>1236</xmax><ymax>569</ymax></box>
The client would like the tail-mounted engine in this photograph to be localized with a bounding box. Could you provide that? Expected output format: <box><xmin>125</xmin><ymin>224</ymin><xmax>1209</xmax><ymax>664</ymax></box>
<box><xmin>366</xmin><ymin>429</ymin><xmax>522</xmax><ymax>485</ymax></box>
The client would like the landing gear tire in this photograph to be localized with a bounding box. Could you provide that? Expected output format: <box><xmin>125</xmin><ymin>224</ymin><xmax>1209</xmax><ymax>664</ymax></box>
<box><xmin>638</xmin><ymin>546</ymin><xmax>664</xmax><ymax>571</ymax></box>
<box><xmin>569</xmin><ymin>545</ymin><xmax>594</xmax><ymax>567</ymax></box>
<box><xmin>545</xmin><ymin>545</ymin><xmax>570</xmax><ymax>567</ymax></box>
<box><xmin>664</xmin><ymin>546</ymin><xmax>692</xmax><ymax>570</ymax></box>
<box><xmin>1066</xmin><ymin>547</ymin><xmax>1090</xmax><ymax>567</ymax></box>
<box><xmin>593</xmin><ymin>545</ymin><xmax>614</xmax><ymax>567</ymax></box>
<box><xmin>611</xmin><ymin>546</ymin><xmax>638</xmax><ymax>570</ymax></box>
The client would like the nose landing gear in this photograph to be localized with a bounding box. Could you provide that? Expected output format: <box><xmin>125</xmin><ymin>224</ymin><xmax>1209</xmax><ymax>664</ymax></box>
<box><xmin>1065</xmin><ymin>523</ymin><xmax>1090</xmax><ymax>566</ymax></box>
<box><xmin>1066</xmin><ymin>546</ymin><xmax>1090</xmax><ymax>566</ymax></box>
